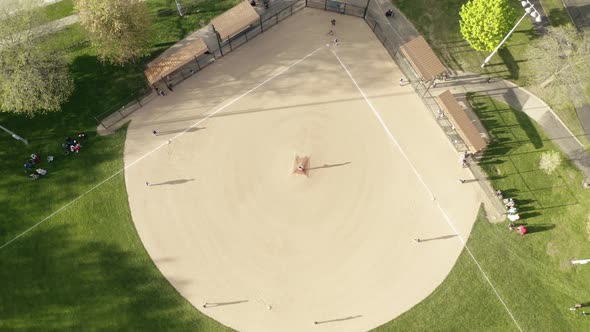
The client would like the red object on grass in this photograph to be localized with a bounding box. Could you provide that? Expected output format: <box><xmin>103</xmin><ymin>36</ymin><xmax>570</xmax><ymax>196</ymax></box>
<box><xmin>517</xmin><ymin>226</ymin><xmax>527</xmax><ymax>236</ymax></box>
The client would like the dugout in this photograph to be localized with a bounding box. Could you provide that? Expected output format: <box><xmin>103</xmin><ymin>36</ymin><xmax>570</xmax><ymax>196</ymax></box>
<box><xmin>435</xmin><ymin>90</ymin><xmax>488</xmax><ymax>154</ymax></box>
<box><xmin>400</xmin><ymin>36</ymin><xmax>447</xmax><ymax>88</ymax></box>
<box><xmin>144</xmin><ymin>38</ymin><xmax>211</xmax><ymax>92</ymax></box>
<box><xmin>211</xmin><ymin>0</ymin><xmax>260</xmax><ymax>55</ymax></box>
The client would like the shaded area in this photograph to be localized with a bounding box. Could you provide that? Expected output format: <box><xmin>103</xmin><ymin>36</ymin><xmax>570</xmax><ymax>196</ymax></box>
<box><xmin>498</xmin><ymin>47</ymin><xmax>519</xmax><ymax>81</ymax></box>
<box><xmin>0</xmin><ymin>178</ymin><xmax>231</xmax><ymax>331</ymax></box>
<box><xmin>562</xmin><ymin>1</ymin><xmax>590</xmax><ymax>29</ymax></box>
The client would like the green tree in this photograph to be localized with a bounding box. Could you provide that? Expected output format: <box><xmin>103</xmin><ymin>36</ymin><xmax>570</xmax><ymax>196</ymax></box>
<box><xmin>75</xmin><ymin>0</ymin><xmax>151</xmax><ymax>65</ymax></box>
<box><xmin>0</xmin><ymin>3</ymin><xmax>74</xmax><ymax>116</ymax></box>
<box><xmin>525</xmin><ymin>26</ymin><xmax>590</xmax><ymax>108</ymax></box>
<box><xmin>459</xmin><ymin>0</ymin><xmax>518</xmax><ymax>51</ymax></box>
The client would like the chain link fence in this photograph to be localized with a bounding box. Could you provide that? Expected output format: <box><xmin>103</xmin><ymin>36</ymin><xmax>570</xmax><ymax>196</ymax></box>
<box><xmin>96</xmin><ymin>0</ymin><xmax>308</xmax><ymax>130</ymax></box>
<box><xmin>361</xmin><ymin>0</ymin><xmax>468</xmax><ymax>152</ymax></box>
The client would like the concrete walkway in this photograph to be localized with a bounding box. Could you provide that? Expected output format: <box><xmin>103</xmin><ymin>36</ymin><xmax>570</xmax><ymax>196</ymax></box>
<box><xmin>430</xmin><ymin>72</ymin><xmax>590</xmax><ymax>180</ymax></box>
<box><xmin>32</xmin><ymin>14</ymin><xmax>79</xmax><ymax>37</ymax></box>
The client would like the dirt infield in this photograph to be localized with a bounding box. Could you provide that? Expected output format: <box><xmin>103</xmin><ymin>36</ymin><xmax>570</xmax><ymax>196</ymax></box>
<box><xmin>123</xmin><ymin>8</ymin><xmax>485</xmax><ymax>332</ymax></box>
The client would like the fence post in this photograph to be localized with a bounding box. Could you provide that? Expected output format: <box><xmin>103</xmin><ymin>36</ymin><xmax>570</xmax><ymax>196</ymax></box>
<box><xmin>94</xmin><ymin>117</ymin><xmax>107</xmax><ymax>130</ymax></box>
<box><xmin>195</xmin><ymin>56</ymin><xmax>201</xmax><ymax>70</ymax></box>
<box><xmin>305</xmin><ymin>0</ymin><xmax>307</xmax><ymax>6</ymax></box>
<box><xmin>260</xmin><ymin>17</ymin><xmax>263</xmax><ymax>32</ymax></box>
<box><xmin>212</xmin><ymin>24</ymin><xmax>224</xmax><ymax>56</ymax></box>
<box><xmin>364</xmin><ymin>0</ymin><xmax>371</xmax><ymax>18</ymax></box>
<box><xmin>324</xmin><ymin>0</ymin><xmax>327</xmax><ymax>10</ymax></box>
<box><xmin>276</xmin><ymin>13</ymin><xmax>279</xmax><ymax>24</ymax></box>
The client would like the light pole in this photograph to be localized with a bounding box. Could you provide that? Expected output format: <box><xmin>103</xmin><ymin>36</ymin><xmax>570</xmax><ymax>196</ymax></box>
<box><xmin>481</xmin><ymin>0</ymin><xmax>541</xmax><ymax>68</ymax></box>
<box><xmin>0</xmin><ymin>124</ymin><xmax>28</xmax><ymax>145</ymax></box>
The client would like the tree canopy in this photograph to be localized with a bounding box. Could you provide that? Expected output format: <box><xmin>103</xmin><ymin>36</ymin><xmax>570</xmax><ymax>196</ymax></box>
<box><xmin>525</xmin><ymin>26</ymin><xmax>590</xmax><ymax>108</ymax></box>
<box><xmin>0</xmin><ymin>3</ymin><xmax>74</xmax><ymax>116</ymax></box>
<box><xmin>75</xmin><ymin>0</ymin><xmax>152</xmax><ymax>65</ymax></box>
<box><xmin>459</xmin><ymin>0</ymin><xmax>518</xmax><ymax>51</ymax></box>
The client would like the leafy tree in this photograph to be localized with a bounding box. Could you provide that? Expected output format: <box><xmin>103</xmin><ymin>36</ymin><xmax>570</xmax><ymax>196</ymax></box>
<box><xmin>525</xmin><ymin>26</ymin><xmax>590</xmax><ymax>108</ymax></box>
<box><xmin>75</xmin><ymin>0</ymin><xmax>152</xmax><ymax>65</ymax></box>
<box><xmin>0</xmin><ymin>3</ymin><xmax>74</xmax><ymax>116</ymax></box>
<box><xmin>459</xmin><ymin>0</ymin><xmax>518</xmax><ymax>51</ymax></box>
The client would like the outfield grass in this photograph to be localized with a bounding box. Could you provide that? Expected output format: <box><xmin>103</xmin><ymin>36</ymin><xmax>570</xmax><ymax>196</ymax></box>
<box><xmin>0</xmin><ymin>0</ymin><xmax>238</xmax><ymax>330</ymax></box>
<box><xmin>374</xmin><ymin>94</ymin><xmax>590</xmax><ymax>331</ymax></box>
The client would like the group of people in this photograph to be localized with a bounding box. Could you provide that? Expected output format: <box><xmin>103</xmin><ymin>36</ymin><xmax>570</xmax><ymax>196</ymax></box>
<box><xmin>459</xmin><ymin>151</ymin><xmax>469</xmax><ymax>168</ymax></box>
<box><xmin>62</xmin><ymin>133</ymin><xmax>86</xmax><ymax>155</ymax></box>
<box><xmin>24</xmin><ymin>153</ymin><xmax>48</xmax><ymax>181</ymax></box>
<box><xmin>495</xmin><ymin>190</ymin><xmax>526</xmax><ymax>235</ymax></box>
<box><xmin>24</xmin><ymin>133</ymin><xmax>87</xmax><ymax>181</ymax></box>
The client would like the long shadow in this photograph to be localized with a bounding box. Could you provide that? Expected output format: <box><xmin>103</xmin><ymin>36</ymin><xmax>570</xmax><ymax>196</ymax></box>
<box><xmin>417</xmin><ymin>235</ymin><xmax>458</xmax><ymax>242</ymax></box>
<box><xmin>519</xmin><ymin>212</ymin><xmax>542</xmax><ymax>219</ymax></box>
<box><xmin>149</xmin><ymin>179</ymin><xmax>195</xmax><ymax>186</ymax></box>
<box><xmin>525</xmin><ymin>224</ymin><xmax>555</xmax><ymax>234</ymax></box>
<box><xmin>498</xmin><ymin>47</ymin><xmax>519</xmax><ymax>80</ymax></box>
<box><xmin>203</xmin><ymin>300</ymin><xmax>248</xmax><ymax>308</ymax></box>
<box><xmin>156</xmin><ymin>127</ymin><xmax>205</xmax><ymax>135</ymax></box>
<box><xmin>307</xmin><ymin>162</ymin><xmax>351</xmax><ymax>170</ymax></box>
<box><xmin>500</xmin><ymin>89</ymin><xmax>544</xmax><ymax>149</ymax></box>
<box><xmin>314</xmin><ymin>315</ymin><xmax>363</xmax><ymax>324</ymax></box>
<box><xmin>142</xmin><ymin>92</ymin><xmax>400</xmax><ymax>127</ymax></box>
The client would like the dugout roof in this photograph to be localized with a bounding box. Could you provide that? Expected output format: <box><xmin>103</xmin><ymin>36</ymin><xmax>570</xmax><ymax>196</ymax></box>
<box><xmin>400</xmin><ymin>36</ymin><xmax>446</xmax><ymax>82</ymax></box>
<box><xmin>436</xmin><ymin>90</ymin><xmax>488</xmax><ymax>153</ymax></box>
<box><xmin>211</xmin><ymin>0</ymin><xmax>260</xmax><ymax>41</ymax></box>
<box><xmin>144</xmin><ymin>38</ymin><xmax>209</xmax><ymax>85</ymax></box>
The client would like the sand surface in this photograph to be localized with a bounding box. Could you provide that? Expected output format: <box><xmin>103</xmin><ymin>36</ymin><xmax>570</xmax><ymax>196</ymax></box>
<box><xmin>123</xmin><ymin>9</ymin><xmax>485</xmax><ymax>332</ymax></box>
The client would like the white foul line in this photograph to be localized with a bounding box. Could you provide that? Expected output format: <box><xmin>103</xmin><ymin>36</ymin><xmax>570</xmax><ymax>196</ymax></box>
<box><xmin>330</xmin><ymin>48</ymin><xmax>523</xmax><ymax>332</ymax></box>
<box><xmin>0</xmin><ymin>46</ymin><xmax>324</xmax><ymax>252</ymax></box>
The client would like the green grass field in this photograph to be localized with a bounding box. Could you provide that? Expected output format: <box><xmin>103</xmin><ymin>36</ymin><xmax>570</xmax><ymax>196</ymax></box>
<box><xmin>0</xmin><ymin>0</ymin><xmax>238</xmax><ymax>330</ymax></box>
<box><xmin>42</xmin><ymin>0</ymin><xmax>75</xmax><ymax>21</ymax></box>
<box><xmin>374</xmin><ymin>94</ymin><xmax>590</xmax><ymax>331</ymax></box>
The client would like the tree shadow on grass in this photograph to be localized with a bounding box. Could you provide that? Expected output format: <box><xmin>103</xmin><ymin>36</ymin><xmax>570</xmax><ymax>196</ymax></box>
<box><xmin>0</xmin><ymin>222</ymin><xmax>229</xmax><ymax>331</ymax></box>
<box><xmin>548</xmin><ymin>8</ymin><xmax>572</xmax><ymax>27</ymax></box>
<box><xmin>498</xmin><ymin>47</ymin><xmax>519</xmax><ymax>80</ymax></box>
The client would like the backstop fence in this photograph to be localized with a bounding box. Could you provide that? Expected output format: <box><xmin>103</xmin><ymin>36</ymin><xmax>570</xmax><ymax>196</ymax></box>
<box><xmin>96</xmin><ymin>0</ymin><xmax>468</xmax><ymax>154</ymax></box>
<box><xmin>96</xmin><ymin>0</ymin><xmax>308</xmax><ymax>129</ymax></box>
